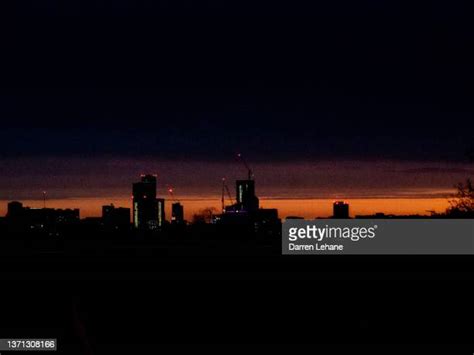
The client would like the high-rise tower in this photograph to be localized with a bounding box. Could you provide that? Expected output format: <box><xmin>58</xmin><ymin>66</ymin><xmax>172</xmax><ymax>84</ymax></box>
<box><xmin>132</xmin><ymin>174</ymin><xmax>161</xmax><ymax>230</ymax></box>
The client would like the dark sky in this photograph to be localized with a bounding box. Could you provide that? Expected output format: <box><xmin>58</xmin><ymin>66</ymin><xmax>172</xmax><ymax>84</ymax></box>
<box><xmin>1</xmin><ymin>0</ymin><xmax>473</xmax><ymax>162</ymax></box>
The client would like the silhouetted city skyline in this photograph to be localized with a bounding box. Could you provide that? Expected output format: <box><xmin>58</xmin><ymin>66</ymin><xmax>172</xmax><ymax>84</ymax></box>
<box><xmin>2</xmin><ymin>5</ymin><xmax>472</xmax><ymax>223</ymax></box>
<box><xmin>2</xmin><ymin>164</ymin><xmax>469</xmax><ymax>238</ymax></box>
<box><xmin>1</xmin><ymin>158</ymin><xmax>472</xmax><ymax>220</ymax></box>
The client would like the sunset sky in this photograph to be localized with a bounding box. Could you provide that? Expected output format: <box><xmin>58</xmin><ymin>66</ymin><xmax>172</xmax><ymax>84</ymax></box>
<box><xmin>1</xmin><ymin>1</ymin><xmax>472</xmax><ymax>220</ymax></box>
<box><xmin>0</xmin><ymin>157</ymin><xmax>471</xmax><ymax>219</ymax></box>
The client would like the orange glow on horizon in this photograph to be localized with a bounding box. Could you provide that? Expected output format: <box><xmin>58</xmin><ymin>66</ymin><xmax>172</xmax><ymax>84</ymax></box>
<box><xmin>0</xmin><ymin>196</ymin><xmax>451</xmax><ymax>221</ymax></box>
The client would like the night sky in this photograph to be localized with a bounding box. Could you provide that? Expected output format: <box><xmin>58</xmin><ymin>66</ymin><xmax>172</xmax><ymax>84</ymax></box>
<box><xmin>1</xmin><ymin>1</ymin><xmax>473</xmax><ymax>217</ymax></box>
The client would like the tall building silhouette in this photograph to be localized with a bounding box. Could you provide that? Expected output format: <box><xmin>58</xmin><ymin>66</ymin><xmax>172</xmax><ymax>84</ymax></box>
<box><xmin>220</xmin><ymin>177</ymin><xmax>280</xmax><ymax>237</ymax></box>
<box><xmin>333</xmin><ymin>201</ymin><xmax>349</xmax><ymax>219</ymax></box>
<box><xmin>157</xmin><ymin>198</ymin><xmax>165</xmax><ymax>228</ymax></box>
<box><xmin>235</xmin><ymin>180</ymin><xmax>259</xmax><ymax>212</ymax></box>
<box><xmin>171</xmin><ymin>202</ymin><xmax>184</xmax><ymax>224</ymax></box>
<box><xmin>132</xmin><ymin>174</ymin><xmax>163</xmax><ymax>230</ymax></box>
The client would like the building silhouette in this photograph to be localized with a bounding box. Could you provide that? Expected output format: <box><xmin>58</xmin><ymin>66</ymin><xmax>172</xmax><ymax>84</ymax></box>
<box><xmin>102</xmin><ymin>204</ymin><xmax>131</xmax><ymax>231</ymax></box>
<box><xmin>6</xmin><ymin>201</ymin><xmax>80</xmax><ymax>232</ymax></box>
<box><xmin>235</xmin><ymin>179</ymin><xmax>259</xmax><ymax>212</ymax></box>
<box><xmin>224</xmin><ymin>179</ymin><xmax>259</xmax><ymax>214</ymax></box>
<box><xmin>333</xmin><ymin>201</ymin><xmax>349</xmax><ymax>218</ymax></box>
<box><xmin>7</xmin><ymin>201</ymin><xmax>24</xmax><ymax>217</ymax></box>
<box><xmin>157</xmin><ymin>198</ymin><xmax>165</xmax><ymax>228</ymax></box>
<box><xmin>132</xmin><ymin>174</ymin><xmax>163</xmax><ymax>230</ymax></box>
<box><xmin>171</xmin><ymin>202</ymin><xmax>184</xmax><ymax>224</ymax></box>
<box><xmin>220</xmin><ymin>177</ymin><xmax>280</xmax><ymax>237</ymax></box>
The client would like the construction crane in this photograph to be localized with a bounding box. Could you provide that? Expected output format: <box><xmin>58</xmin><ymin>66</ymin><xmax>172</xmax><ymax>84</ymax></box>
<box><xmin>221</xmin><ymin>177</ymin><xmax>234</xmax><ymax>212</ymax></box>
<box><xmin>236</xmin><ymin>153</ymin><xmax>253</xmax><ymax>180</ymax></box>
<box><xmin>167</xmin><ymin>186</ymin><xmax>179</xmax><ymax>202</ymax></box>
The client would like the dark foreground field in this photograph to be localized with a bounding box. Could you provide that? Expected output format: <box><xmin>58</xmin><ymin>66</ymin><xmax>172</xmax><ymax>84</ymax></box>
<box><xmin>0</xmin><ymin>233</ymin><xmax>473</xmax><ymax>353</ymax></box>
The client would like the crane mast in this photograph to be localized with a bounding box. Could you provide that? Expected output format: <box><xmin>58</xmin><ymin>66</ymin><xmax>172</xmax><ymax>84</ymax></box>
<box><xmin>236</xmin><ymin>153</ymin><xmax>253</xmax><ymax>180</ymax></box>
<box><xmin>221</xmin><ymin>177</ymin><xmax>234</xmax><ymax>211</ymax></box>
<box><xmin>167</xmin><ymin>186</ymin><xmax>179</xmax><ymax>202</ymax></box>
